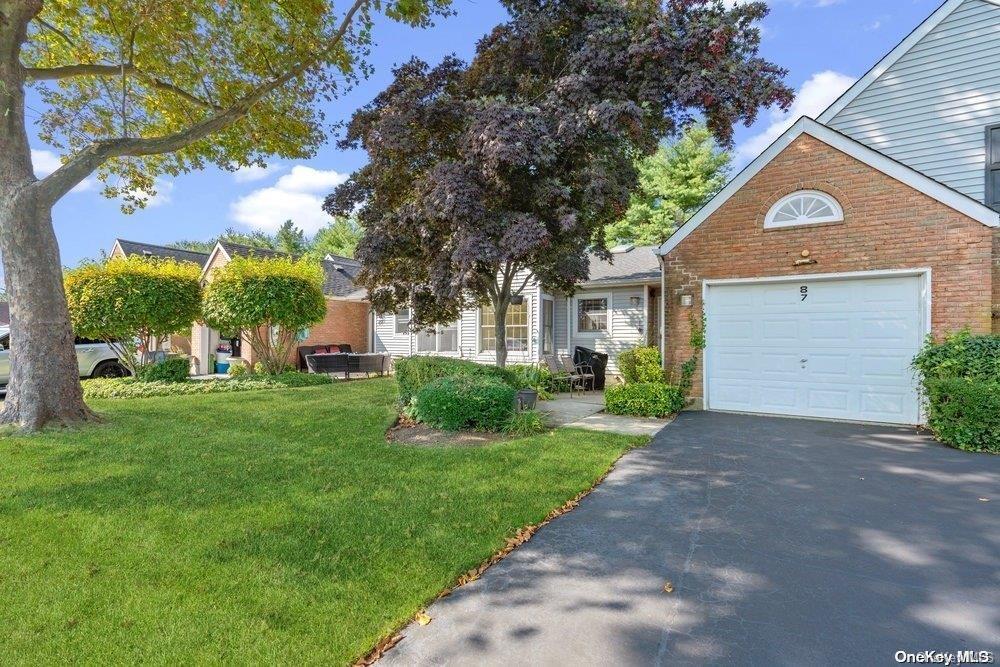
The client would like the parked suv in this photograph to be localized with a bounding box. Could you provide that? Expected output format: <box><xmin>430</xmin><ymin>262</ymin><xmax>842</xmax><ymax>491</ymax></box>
<box><xmin>0</xmin><ymin>327</ymin><xmax>129</xmax><ymax>386</ymax></box>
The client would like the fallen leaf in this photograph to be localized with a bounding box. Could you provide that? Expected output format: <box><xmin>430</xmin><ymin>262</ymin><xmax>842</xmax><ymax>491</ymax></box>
<box><xmin>415</xmin><ymin>611</ymin><xmax>432</xmax><ymax>626</ymax></box>
<box><xmin>662</xmin><ymin>581</ymin><xmax>674</xmax><ymax>594</ymax></box>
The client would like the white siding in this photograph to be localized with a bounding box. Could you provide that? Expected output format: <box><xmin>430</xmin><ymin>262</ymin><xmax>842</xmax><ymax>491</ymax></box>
<box><xmin>827</xmin><ymin>0</ymin><xmax>1000</xmax><ymax>202</ymax></box>
<box><xmin>567</xmin><ymin>286</ymin><xmax>648</xmax><ymax>374</ymax></box>
<box><xmin>372</xmin><ymin>312</ymin><xmax>412</xmax><ymax>357</ymax></box>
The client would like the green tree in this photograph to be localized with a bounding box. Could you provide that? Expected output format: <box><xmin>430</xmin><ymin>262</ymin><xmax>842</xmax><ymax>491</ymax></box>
<box><xmin>201</xmin><ymin>255</ymin><xmax>327</xmax><ymax>375</ymax></box>
<box><xmin>608</xmin><ymin>125</ymin><xmax>731</xmax><ymax>246</ymax></box>
<box><xmin>274</xmin><ymin>220</ymin><xmax>308</xmax><ymax>255</ymax></box>
<box><xmin>310</xmin><ymin>217</ymin><xmax>363</xmax><ymax>259</ymax></box>
<box><xmin>0</xmin><ymin>0</ymin><xmax>447</xmax><ymax>429</ymax></box>
<box><xmin>64</xmin><ymin>256</ymin><xmax>202</xmax><ymax>375</ymax></box>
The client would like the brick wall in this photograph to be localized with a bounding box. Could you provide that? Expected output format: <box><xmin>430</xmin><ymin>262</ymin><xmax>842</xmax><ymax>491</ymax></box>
<box><xmin>994</xmin><ymin>229</ymin><xmax>1000</xmax><ymax>333</ymax></box>
<box><xmin>663</xmin><ymin>134</ymin><xmax>996</xmax><ymax>399</ymax></box>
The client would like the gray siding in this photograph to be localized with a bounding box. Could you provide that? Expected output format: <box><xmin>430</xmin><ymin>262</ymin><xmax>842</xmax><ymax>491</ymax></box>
<box><xmin>827</xmin><ymin>0</ymin><xmax>1000</xmax><ymax>202</ymax></box>
<box><xmin>567</xmin><ymin>286</ymin><xmax>648</xmax><ymax>374</ymax></box>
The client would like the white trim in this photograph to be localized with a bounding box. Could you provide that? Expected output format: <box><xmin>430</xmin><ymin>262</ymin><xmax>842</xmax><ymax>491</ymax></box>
<box><xmin>110</xmin><ymin>240</ymin><xmax>125</xmax><ymax>259</ymax></box>
<box><xmin>642</xmin><ymin>285</ymin><xmax>649</xmax><ymax>346</ymax></box>
<box><xmin>199</xmin><ymin>242</ymin><xmax>231</xmax><ymax>282</ymax></box>
<box><xmin>572</xmin><ymin>292</ymin><xmax>612</xmax><ymax>337</ymax></box>
<box><xmin>540</xmin><ymin>296</ymin><xmax>556</xmax><ymax>356</ymax></box>
<box><xmin>817</xmin><ymin>0</ymin><xmax>1000</xmax><ymax>123</ymax></box>
<box><xmin>763</xmin><ymin>190</ymin><xmax>844</xmax><ymax>229</ymax></box>
<box><xmin>657</xmin><ymin>117</ymin><xmax>999</xmax><ymax>257</ymax></box>
<box><xmin>701</xmin><ymin>267</ymin><xmax>932</xmax><ymax>422</ymax></box>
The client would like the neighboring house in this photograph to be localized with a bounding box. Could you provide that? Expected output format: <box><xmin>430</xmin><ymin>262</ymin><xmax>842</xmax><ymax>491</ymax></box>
<box><xmin>110</xmin><ymin>239</ymin><xmax>369</xmax><ymax>375</ymax></box>
<box><xmin>109</xmin><ymin>239</ymin><xmax>211</xmax><ymax>356</ymax></box>
<box><xmin>372</xmin><ymin>245</ymin><xmax>662</xmax><ymax>374</ymax></box>
<box><xmin>0</xmin><ymin>301</ymin><xmax>8</xmax><ymax>326</ymax></box>
<box><xmin>657</xmin><ymin>0</ymin><xmax>1000</xmax><ymax>425</ymax></box>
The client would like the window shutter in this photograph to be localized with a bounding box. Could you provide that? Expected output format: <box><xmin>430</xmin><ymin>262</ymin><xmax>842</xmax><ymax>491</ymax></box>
<box><xmin>985</xmin><ymin>124</ymin><xmax>1000</xmax><ymax>210</ymax></box>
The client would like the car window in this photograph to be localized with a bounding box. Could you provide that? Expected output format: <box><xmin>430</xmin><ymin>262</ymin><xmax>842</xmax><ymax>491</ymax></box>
<box><xmin>0</xmin><ymin>335</ymin><xmax>9</xmax><ymax>349</ymax></box>
<box><xmin>74</xmin><ymin>337</ymin><xmax>104</xmax><ymax>345</ymax></box>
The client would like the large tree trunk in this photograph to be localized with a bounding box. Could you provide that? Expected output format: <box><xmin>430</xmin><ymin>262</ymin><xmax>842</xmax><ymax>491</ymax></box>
<box><xmin>493</xmin><ymin>297</ymin><xmax>509</xmax><ymax>369</ymax></box>
<box><xmin>0</xmin><ymin>1</ymin><xmax>95</xmax><ymax>430</ymax></box>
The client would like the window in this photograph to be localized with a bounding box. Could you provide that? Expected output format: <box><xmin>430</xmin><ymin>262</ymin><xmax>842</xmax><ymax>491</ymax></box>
<box><xmin>577</xmin><ymin>297</ymin><xmax>608</xmax><ymax>333</ymax></box>
<box><xmin>416</xmin><ymin>322</ymin><xmax>458</xmax><ymax>353</ymax></box>
<box><xmin>763</xmin><ymin>190</ymin><xmax>843</xmax><ymax>229</ymax></box>
<box><xmin>542</xmin><ymin>298</ymin><xmax>554</xmax><ymax>355</ymax></box>
<box><xmin>986</xmin><ymin>123</ymin><xmax>1000</xmax><ymax>211</ymax></box>
<box><xmin>480</xmin><ymin>302</ymin><xmax>529</xmax><ymax>352</ymax></box>
<box><xmin>394</xmin><ymin>308</ymin><xmax>410</xmax><ymax>334</ymax></box>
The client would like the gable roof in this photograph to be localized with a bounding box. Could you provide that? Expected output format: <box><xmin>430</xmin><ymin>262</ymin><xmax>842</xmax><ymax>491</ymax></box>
<box><xmin>113</xmin><ymin>239</ymin><xmax>210</xmax><ymax>265</ymax></box>
<box><xmin>582</xmin><ymin>245</ymin><xmax>660</xmax><ymax>285</ymax></box>
<box><xmin>818</xmin><ymin>0</ymin><xmax>1000</xmax><ymax>123</ymax></box>
<box><xmin>210</xmin><ymin>241</ymin><xmax>365</xmax><ymax>299</ymax></box>
<box><xmin>656</xmin><ymin>116</ymin><xmax>999</xmax><ymax>256</ymax></box>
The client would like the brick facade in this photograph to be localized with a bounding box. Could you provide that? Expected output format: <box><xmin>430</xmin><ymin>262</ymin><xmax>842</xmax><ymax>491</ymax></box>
<box><xmin>662</xmin><ymin>134</ymin><xmax>996</xmax><ymax>400</ymax></box>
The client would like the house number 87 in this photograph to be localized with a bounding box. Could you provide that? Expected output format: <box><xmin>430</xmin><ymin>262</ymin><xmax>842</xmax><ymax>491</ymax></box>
<box><xmin>800</xmin><ymin>285</ymin><xmax>808</xmax><ymax>301</ymax></box>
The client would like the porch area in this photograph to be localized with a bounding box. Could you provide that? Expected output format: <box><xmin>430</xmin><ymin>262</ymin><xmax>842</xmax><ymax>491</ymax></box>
<box><xmin>539</xmin><ymin>390</ymin><xmax>668</xmax><ymax>436</ymax></box>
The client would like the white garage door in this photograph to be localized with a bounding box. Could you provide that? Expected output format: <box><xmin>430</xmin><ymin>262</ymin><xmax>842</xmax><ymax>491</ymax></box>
<box><xmin>705</xmin><ymin>273</ymin><xmax>926</xmax><ymax>424</ymax></box>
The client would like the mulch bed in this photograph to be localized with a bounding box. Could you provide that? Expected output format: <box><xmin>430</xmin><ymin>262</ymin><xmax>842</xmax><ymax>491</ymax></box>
<box><xmin>386</xmin><ymin>417</ymin><xmax>509</xmax><ymax>447</ymax></box>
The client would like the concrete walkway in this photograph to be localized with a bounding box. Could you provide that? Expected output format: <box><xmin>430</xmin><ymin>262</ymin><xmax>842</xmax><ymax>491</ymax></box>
<box><xmin>381</xmin><ymin>412</ymin><xmax>1000</xmax><ymax>665</ymax></box>
<box><xmin>540</xmin><ymin>391</ymin><xmax>667</xmax><ymax>436</ymax></box>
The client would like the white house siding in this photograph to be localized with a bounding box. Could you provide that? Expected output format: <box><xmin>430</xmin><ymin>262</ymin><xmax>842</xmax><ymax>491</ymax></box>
<box><xmin>826</xmin><ymin>0</ymin><xmax>1000</xmax><ymax>202</ymax></box>
<box><xmin>372</xmin><ymin>312</ymin><xmax>412</xmax><ymax>357</ymax></box>
<box><xmin>567</xmin><ymin>286</ymin><xmax>647</xmax><ymax>374</ymax></box>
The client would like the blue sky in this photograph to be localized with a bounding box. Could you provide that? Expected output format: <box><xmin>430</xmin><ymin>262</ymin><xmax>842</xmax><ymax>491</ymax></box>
<box><xmin>30</xmin><ymin>0</ymin><xmax>943</xmax><ymax>269</ymax></box>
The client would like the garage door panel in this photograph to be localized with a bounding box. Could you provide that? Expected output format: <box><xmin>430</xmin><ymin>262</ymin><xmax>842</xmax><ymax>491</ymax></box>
<box><xmin>705</xmin><ymin>274</ymin><xmax>923</xmax><ymax>425</ymax></box>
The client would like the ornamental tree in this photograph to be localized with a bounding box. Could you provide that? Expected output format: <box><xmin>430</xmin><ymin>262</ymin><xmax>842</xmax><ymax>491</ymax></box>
<box><xmin>64</xmin><ymin>256</ymin><xmax>202</xmax><ymax>376</ymax></box>
<box><xmin>607</xmin><ymin>124</ymin><xmax>732</xmax><ymax>246</ymax></box>
<box><xmin>201</xmin><ymin>256</ymin><xmax>327</xmax><ymax>374</ymax></box>
<box><xmin>327</xmin><ymin>0</ymin><xmax>793</xmax><ymax>367</ymax></box>
<box><xmin>0</xmin><ymin>0</ymin><xmax>448</xmax><ymax>430</ymax></box>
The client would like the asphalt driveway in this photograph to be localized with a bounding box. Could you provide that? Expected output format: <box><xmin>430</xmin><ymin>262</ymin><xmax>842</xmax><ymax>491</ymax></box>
<box><xmin>383</xmin><ymin>411</ymin><xmax>1000</xmax><ymax>665</ymax></box>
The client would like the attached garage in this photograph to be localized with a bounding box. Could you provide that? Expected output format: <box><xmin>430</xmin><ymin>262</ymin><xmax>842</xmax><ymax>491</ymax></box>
<box><xmin>703</xmin><ymin>271</ymin><xmax>928</xmax><ymax>425</ymax></box>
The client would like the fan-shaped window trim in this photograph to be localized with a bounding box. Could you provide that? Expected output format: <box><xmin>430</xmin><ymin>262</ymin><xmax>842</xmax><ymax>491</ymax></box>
<box><xmin>764</xmin><ymin>190</ymin><xmax>844</xmax><ymax>229</ymax></box>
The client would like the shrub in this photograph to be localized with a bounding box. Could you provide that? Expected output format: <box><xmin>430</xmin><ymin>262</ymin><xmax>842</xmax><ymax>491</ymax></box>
<box><xmin>412</xmin><ymin>374</ymin><xmax>516</xmax><ymax>431</ymax></box>
<box><xmin>912</xmin><ymin>330</ymin><xmax>1000</xmax><ymax>383</ymax></box>
<box><xmin>64</xmin><ymin>255</ymin><xmax>202</xmax><ymax>375</ymax></box>
<box><xmin>617</xmin><ymin>346</ymin><xmax>664</xmax><ymax>384</ymax></box>
<box><xmin>503</xmin><ymin>409</ymin><xmax>546</xmax><ymax>437</ymax></box>
<box><xmin>228</xmin><ymin>360</ymin><xmax>249</xmax><ymax>377</ymax></box>
<box><xmin>394</xmin><ymin>356</ymin><xmax>517</xmax><ymax>405</ymax></box>
<box><xmin>605</xmin><ymin>382</ymin><xmax>684</xmax><ymax>417</ymax></box>
<box><xmin>82</xmin><ymin>372</ymin><xmax>331</xmax><ymax>400</ymax></box>
<box><xmin>923</xmin><ymin>378</ymin><xmax>1000</xmax><ymax>454</ymax></box>
<box><xmin>506</xmin><ymin>363</ymin><xmax>554</xmax><ymax>399</ymax></box>
<box><xmin>202</xmin><ymin>255</ymin><xmax>327</xmax><ymax>374</ymax></box>
<box><xmin>135</xmin><ymin>357</ymin><xmax>190</xmax><ymax>383</ymax></box>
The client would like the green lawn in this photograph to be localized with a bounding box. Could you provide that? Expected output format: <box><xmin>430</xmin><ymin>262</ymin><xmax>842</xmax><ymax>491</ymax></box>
<box><xmin>0</xmin><ymin>378</ymin><xmax>643</xmax><ymax>664</ymax></box>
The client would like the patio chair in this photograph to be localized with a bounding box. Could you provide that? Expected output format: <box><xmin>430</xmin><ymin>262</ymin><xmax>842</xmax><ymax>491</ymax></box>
<box><xmin>543</xmin><ymin>355</ymin><xmax>572</xmax><ymax>395</ymax></box>
<box><xmin>560</xmin><ymin>355</ymin><xmax>595</xmax><ymax>394</ymax></box>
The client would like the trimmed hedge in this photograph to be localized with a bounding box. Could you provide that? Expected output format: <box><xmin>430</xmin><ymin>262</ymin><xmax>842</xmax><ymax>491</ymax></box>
<box><xmin>912</xmin><ymin>330</ymin><xmax>1000</xmax><ymax>453</ymax></box>
<box><xmin>605</xmin><ymin>382</ymin><xmax>684</xmax><ymax>418</ymax></box>
<box><xmin>924</xmin><ymin>378</ymin><xmax>1000</xmax><ymax>454</ymax></box>
<box><xmin>135</xmin><ymin>357</ymin><xmax>190</xmax><ymax>383</ymax></box>
<box><xmin>412</xmin><ymin>374</ymin><xmax>516</xmax><ymax>431</ymax></box>
<box><xmin>617</xmin><ymin>346</ymin><xmax>664</xmax><ymax>384</ymax></box>
<box><xmin>394</xmin><ymin>356</ymin><xmax>517</xmax><ymax>405</ymax></box>
<box><xmin>83</xmin><ymin>372</ymin><xmax>331</xmax><ymax>399</ymax></box>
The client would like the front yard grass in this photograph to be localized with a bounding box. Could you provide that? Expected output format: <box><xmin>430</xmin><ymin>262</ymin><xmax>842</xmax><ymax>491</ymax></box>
<box><xmin>0</xmin><ymin>377</ymin><xmax>644</xmax><ymax>664</ymax></box>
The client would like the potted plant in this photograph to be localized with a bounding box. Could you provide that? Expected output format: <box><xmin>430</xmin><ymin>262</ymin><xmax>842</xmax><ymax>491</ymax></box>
<box><xmin>516</xmin><ymin>387</ymin><xmax>538</xmax><ymax>411</ymax></box>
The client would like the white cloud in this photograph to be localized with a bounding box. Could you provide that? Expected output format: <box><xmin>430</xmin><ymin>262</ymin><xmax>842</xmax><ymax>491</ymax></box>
<box><xmin>232</xmin><ymin>163</ymin><xmax>286</xmax><ymax>183</ymax></box>
<box><xmin>229</xmin><ymin>165</ymin><xmax>348</xmax><ymax>234</ymax></box>
<box><xmin>735</xmin><ymin>70</ymin><xmax>856</xmax><ymax>163</ymax></box>
<box><xmin>125</xmin><ymin>178</ymin><xmax>174</xmax><ymax>209</ymax></box>
<box><xmin>31</xmin><ymin>149</ymin><xmax>93</xmax><ymax>193</ymax></box>
<box><xmin>864</xmin><ymin>19</ymin><xmax>882</xmax><ymax>31</ymax></box>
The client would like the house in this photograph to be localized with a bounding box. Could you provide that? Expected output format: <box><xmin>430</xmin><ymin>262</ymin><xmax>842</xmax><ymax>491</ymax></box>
<box><xmin>110</xmin><ymin>239</ymin><xmax>369</xmax><ymax>374</ymax></box>
<box><xmin>372</xmin><ymin>245</ymin><xmax>662</xmax><ymax>374</ymax></box>
<box><xmin>656</xmin><ymin>0</ymin><xmax>1000</xmax><ymax>425</ymax></box>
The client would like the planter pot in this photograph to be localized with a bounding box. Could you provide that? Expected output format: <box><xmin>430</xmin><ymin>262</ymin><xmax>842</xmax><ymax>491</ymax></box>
<box><xmin>516</xmin><ymin>388</ymin><xmax>538</xmax><ymax>411</ymax></box>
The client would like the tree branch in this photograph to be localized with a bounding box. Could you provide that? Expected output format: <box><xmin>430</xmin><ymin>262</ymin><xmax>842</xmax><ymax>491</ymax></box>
<box><xmin>24</xmin><ymin>63</ymin><xmax>222</xmax><ymax>110</ymax></box>
<box><xmin>32</xmin><ymin>0</ymin><xmax>368</xmax><ymax>206</ymax></box>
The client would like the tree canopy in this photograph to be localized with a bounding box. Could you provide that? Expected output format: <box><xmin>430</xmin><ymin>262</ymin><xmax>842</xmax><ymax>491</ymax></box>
<box><xmin>170</xmin><ymin>217</ymin><xmax>363</xmax><ymax>258</ymax></box>
<box><xmin>607</xmin><ymin>124</ymin><xmax>731</xmax><ymax>246</ymax></box>
<box><xmin>326</xmin><ymin>0</ymin><xmax>792</xmax><ymax>364</ymax></box>
<box><xmin>201</xmin><ymin>255</ymin><xmax>327</xmax><ymax>374</ymax></box>
<box><xmin>64</xmin><ymin>255</ymin><xmax>202</xmax><ymax>374</ymax></box>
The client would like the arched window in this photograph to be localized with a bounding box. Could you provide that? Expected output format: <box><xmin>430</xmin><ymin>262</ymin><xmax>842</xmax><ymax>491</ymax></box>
<box><xmin>764</xmin><ymin>190</ymin><xmax>843</xmax><ymax>229</ymax></box>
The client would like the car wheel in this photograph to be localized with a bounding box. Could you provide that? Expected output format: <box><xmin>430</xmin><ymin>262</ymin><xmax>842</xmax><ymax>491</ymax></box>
<box><xmin>91</xmin><ymin>360</ymin><xmax>129</xmax><ymax>378</ymax></box>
